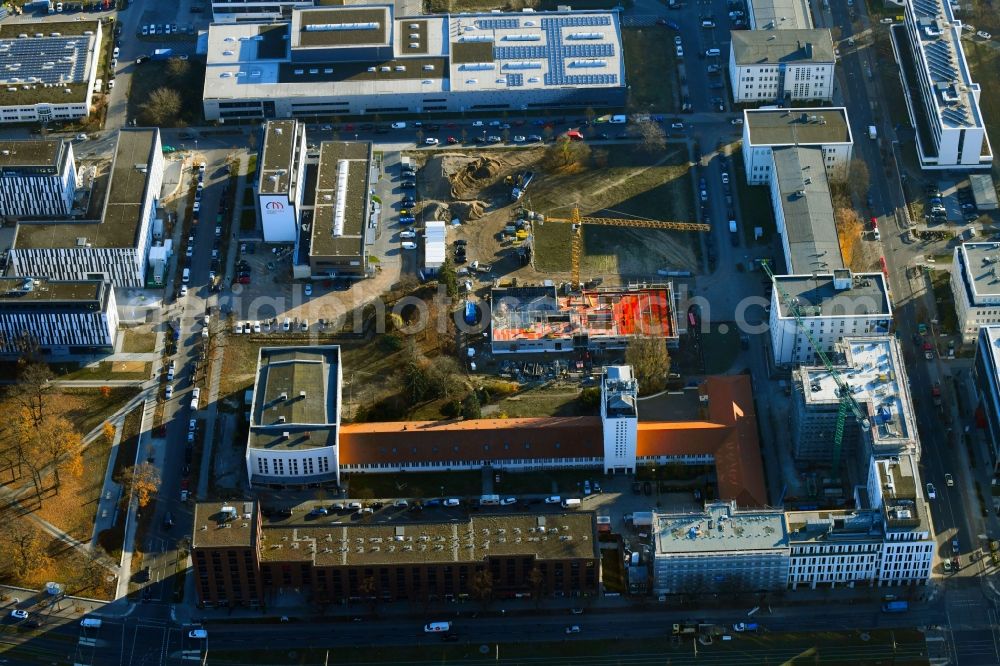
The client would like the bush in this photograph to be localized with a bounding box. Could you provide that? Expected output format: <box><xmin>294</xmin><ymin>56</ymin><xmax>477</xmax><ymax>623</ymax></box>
<box><xmin>378</xmin><ymin>333</ymin><xmax>403</xmax><ymax>352</ymax></box>
<box><xmin>578</xmin><ymin>387</ymin><xmax>601</xmax><ymax>411</ymax></box>
<box><xmin>440</xmin><ymin>399</ymin><xmax>463</xmax><ymax>418</ymax></box>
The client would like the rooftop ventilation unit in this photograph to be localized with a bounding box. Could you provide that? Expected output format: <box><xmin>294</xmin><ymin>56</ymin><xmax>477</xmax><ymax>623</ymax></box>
<box><xmin>304</xmin><ymin>22</ymin><xmax>380</xmax><ymax>32</ymax></box>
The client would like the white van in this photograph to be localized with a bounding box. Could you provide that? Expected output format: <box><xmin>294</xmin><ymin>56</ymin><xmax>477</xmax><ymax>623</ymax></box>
<box><xmin>561</xmin><ymin>498</ymin><xmax>582</xmax><ymax>509</ymax></box>
<box><xmin>80</xmin><ymin>618</ymin><xmax>102</xmax><ymax>629</ymax></box>
<box><xmin>190</xmin><ymin>387</ymin><xmax>201</xmax><ymax>410</ymax></box>
<box><xmin>182</xmin><ymin>268</ymin><xmax>190</xmax><ymax>284</ymax></box>
<box><xmin>424</xmin><ymin>621</ymin><xmax>451</xmax><ymax>633</ymax></box>
<box><xmin>479</xmin><ymin>494</ymin><xmax>500</xmax><ymax>506</ymax></box>
<box><xmin>609</xmin><ymin>115</ymin><xmax>627</xmax><ymax>124</ymax></box>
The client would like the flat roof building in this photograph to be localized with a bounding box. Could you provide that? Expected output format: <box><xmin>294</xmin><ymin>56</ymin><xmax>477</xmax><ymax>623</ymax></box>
<box><xmin>192</xmin><ymin>499</ymin><xmax>599</xmax><ymax>607</ymax></box>
<box><xmin>769</xmin><ymin>270</ymin><xmax>892</xmax><ymax>365</ymax></box>
<box><xmin>747</xmin><ymin>0</ymin><xmax>813</xmax><ymax>30</ymax></box>
<box><xmin>0</xmin><ymin>276</ymin><xmax>117</xmax><ymax>356</ymax></box>
<box><xmin>652</xmin><ymin>502</ymin><xmax>790</xmax><ymax>595</ymax></box>
<box><xmin>202</xmin><ymin>6</ymin><xmax>626</xmax><ymax>121</ymax></box>
<box><xmin>490</xmin><ymin>285</ymin><xmax>678</xmax><ymax>355</ymax></box>
<box><xmin>246</xmin><ymin>346</ymin><xmax>343</xmax><ymax>488</ymax></box>
<box><xmin>973</xmin><ymin>326</ymin><xmax>1000</xmax><ymax>472</ymax></box>
<box><xmin>10</xmin><ymin>129</ymin><xmax>163</xmax><ymax>288</ymax></box>
<box><xmin>257</xmin><ymin>120</ymin><xmax>308</xmax><ymax>243</ymax></box>
<box><xmin>0</xmin><ymin>139</ymin><xmax>78</xmax><ymax>217</ymax></box>
<box><xmin>792</xmin><ymin>336</ymin><xmax>919</xmax><ymax>464</ymax></box>
<box><xmin>891</xmin><ymin>0</ymin><xmax>992</xmax><ymax>170</ymax></box>
<box><xmin>0</xmin><ymin>21</ymin><xmax>103</xmax><ymax>125</ymax></box>
<box><xmin>307</xmin><ymin>141</ymin><xmax>373</xmax><ymax>278</ymax></box>
<box><xmin>951</xmin><ymin>242</ymin><xmax>1000</xmax><ymax>342</ymax></box>
<box><xmin>770</xmin><ymin>146</ymin><xmax>843</xmax><ymax>275</ymax></box>
<box><xmin>742</xmin><ymin>108</ymin><xmax>853</xmax><ymax>184</ymax></box>
<box><xmin>729</xmin><ymin>29</ymin><xmax>835</xmax><ymax>103</ymax></box>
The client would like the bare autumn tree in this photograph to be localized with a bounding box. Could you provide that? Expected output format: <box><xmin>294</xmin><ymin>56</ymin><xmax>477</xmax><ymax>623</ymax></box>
<box><xmin>528</xmin><ymin>566</ymin><xmax>545</xmax><ymax>608</ymax></box>
<box><xmin>634</xmin><ymin>119</ymin><xmax>667</xmax><ymax>154</ymax></box>
<box><xmin>847</xmin><ymin>158</ymin><xmax>870</xmax><ymax>199</ymax></box>
<box><xmin>470</xmin><ymin>569</ymin><xmax>494</xmax><ymax>608</ymax></box>
<box><xmin>120</xmin><ymin>462</ymin><xmax>161</xmax><ymax>509</ymax></box>
<box><xmin>14</xmin><ymin>362</ymin><xmax>54</xmax><ymax>425</ymax></box>
<box><xmin>165</xmin><ymin>56</ymin><xmax>191</xmax><ymax>80</ymax></box>
<box><xmin>139</xmin><ymin>87</ymin><xmax>182</xmax><ymax>126</ymax></box>
<box><xmin>542</xmin><ymin>136</ymin><xmax>591</xmax><ymax>172</ymax></box>
<box><xmin>625</xmin><ymin>337</ymin><xmax>671</xmax><ymax>396</ymax></box>
<box><xmin>34</xmin><ymin>413</ymin><xmax>84</xmax><ymax>488</ymax></box>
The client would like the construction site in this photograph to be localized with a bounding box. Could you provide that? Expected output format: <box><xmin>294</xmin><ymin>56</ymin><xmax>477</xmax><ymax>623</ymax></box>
<box><xmin>414</xmin><ymin>142</ymin><xmax>703</xmax><ymax>288</ymax></box>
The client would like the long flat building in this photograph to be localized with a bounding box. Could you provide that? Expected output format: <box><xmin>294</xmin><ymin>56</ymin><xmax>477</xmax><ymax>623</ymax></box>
<box><xmin>770</xmin><ymin>146</ymin><xmax>843</xmax><ymax>275</ymax></box>
<box><xmin>202</xmin><ymin>6</ymin><xmax>626</xmax><ymax>121</ymax></box>
<box><xmin>747</xmin><ymin>0</ymin><xmax>813</xmax><ymax>30</ymax></box>
<box><xmin>973</xmin><ymin>326</ymin><xmax>1000</xmax><ymax>473</ymax></box>
<box><xmin>950</xmin><ymin>242</ymin><xmax>1000</xmax><ymax>343</ymax></box>
<box><xmin>10</xmin><ymin>129</ymin><xmax>163</xmax><ymax>288</ymax></box>
<box><xmin>0</xmin><ymin>21</ymin><xmax>103</xmax><ymax>125</ymax></box>
<box><xmin>891</xmin><ymin>0</ymin><xmax>991</xmax><ymax>169</ymax></box>
<box><xmin>0</xmin><ymin>276</ymin><xmax>117</xmax><ymax>356</ymax></box>
<box><xmin>0</xmin><ymin>139</ymin><xmax>77</xmax><ymax>217</ymax></box>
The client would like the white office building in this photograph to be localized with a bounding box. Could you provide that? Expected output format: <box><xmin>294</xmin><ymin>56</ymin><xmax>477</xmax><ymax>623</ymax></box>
<box><xmin>973</xmin><ymin>326</ymin><xmax>1000</xmax><ymax>472</ymax></box>
<box><xmin>951</xmin><ymin>242</ymin><xmax>1000</xmax><ymax>343</ymax></box>
<box><xmin>747</xmin><ymin>0</ymin><xmax>813</xmax><ymax>30</ymax></box>
<box><xmin>0</xmin><ymin>277</ymin><xmax>117</xmax><ymax>356</ymax></box>
<box><xmin>742</xmin><ymin>108</ymin><xmax>853</xmax><ymax>185</ymax></box>
<box><xmin>0</xmin><ymin>139</ymin><xmax>77</xmax><ymax>217</ymax></box>
<box><xmin>202</xmin><ymin>6</ymin><xmax>625</xmax><ymax>121</ymax></box>
<box><xmin>729</xmin><ymin>30</ymin><xmax>835</xmax><ymax>103</ymax></box>
<box><xmin>10</xmin><ymin>129</ymin><xmax>163</xmax><ymax>288</ymax></box>
<box><xmin>212</xmin><ymin>0</ymin><xmax>315</xmax><ymax>23</ymax></box>
<box><xmin>791</xmin><ymin>336</ymin><xmax>920</xmax><ymax>463</ymax></box>
<box><xmin>0</xmin><ymin>21</ymin><xmax>103</xmax><ymax>125</ymax></box>
<box><xmin>786</xmin><ymin>509</ymin><xmax>884</xmax><ymax>589</ymax></box>
<box><xmin>246</xmin><ymin>345</ymin><xmax>343</xmax><ymax>488</ymax></box>
<box><xmin>769</xmin><ymin>270</ymin><xmax>892</xmax><ymax>365</ymax></box>
<box><xmin>890</xmin><ymin>0</ymin><xmax>992</xmax><ymax>169</ymax></box>
<box><xmin>257</xmin><ymin>120</ymin><xmax>307</xmax><ymax>243</ymax></box>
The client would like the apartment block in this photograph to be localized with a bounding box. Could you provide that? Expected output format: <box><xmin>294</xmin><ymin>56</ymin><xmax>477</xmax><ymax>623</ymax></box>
<box><xmin>192</xmin><ymin>501</ymin><xmax>599</xmax><ymax>607</ymax></box>
<box><xmin>786</xmin><ymin>510</ymin><xmax>883</xmax><ymax>589</ymax></box>
<box><xmin>866</xmin><ymin>455</ymin><xmax>935</xmax><ymax>585</ymax></box>
<box><xmin>0</xmin><ymin>277</ymin><xmax>117</xmax><ymax>356</ymax></box>
<box><xmin>0</xmin><ymin>21</ymin><xmax>103</xmax><ymax>125</ymax></box>
<box><xmin>742</xmin><ymin>108</ymin><xmax>853</xmax><ymax>185</ymax></box>
<box><xmin>890</xmin><ymin>0</ymin><xmax>992</xmax><ymax>169</ymax></box>
<box><xmin>10</xmin><ymin>129</ymin><xmax>163</xmax><ymax>288</ymax></box>
<box><xmin>729</xmin><ymin>30</ymin><xmax>835</xmax><ymax>103</ymax></box>
<box><xmin>0</xmin><ymin>139</ymin><xmax>77</xmax><ymax>217</ymax></box>
<box><xmin>951</xmin><ymin>242</ymin><xmax>1000</xmax><ymax>343</ymax></box>
<box><xmin>769</xmin><ymin>270</ymin><xmax>892</xmax><ymax>365</ymax></box>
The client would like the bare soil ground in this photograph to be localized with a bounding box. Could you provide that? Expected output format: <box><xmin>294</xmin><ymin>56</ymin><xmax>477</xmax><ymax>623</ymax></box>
<box><xmin>415</xmin><ymin>143</ymin><xmax>698</xmax><ymax>287</ymax></box>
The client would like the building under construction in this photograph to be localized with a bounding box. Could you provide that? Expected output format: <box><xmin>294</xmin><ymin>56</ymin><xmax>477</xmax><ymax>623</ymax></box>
<box><xmin>490</xmin><ymin>285</ymin><xmax>678</xmax><ymax>355</ymax></box>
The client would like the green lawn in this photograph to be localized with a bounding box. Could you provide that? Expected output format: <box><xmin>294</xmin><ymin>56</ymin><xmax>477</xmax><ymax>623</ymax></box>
<box><xmin>498</xmin><ymin>389</ymin><xmax>590</xmax><ymax>418</ymax></box>
<box><xmin>732</xmin><ymin>147</ymin><xmax>775</xmax><ymax>245</ymax></box>
<box><xmin>345</xmin><ymin>471</ymin><xmax>482</xmax><ymax>499</ymax></box>
<box><xmin>494</xmin><ymin>469</ymin><xmax>598</xmax><ymax>496</ymax></box>
<box><xmin>930</xmin><ymin>270</ymin><xmax>958</xmax><ymax>334</ymax></box>
<box><xmin>53</xmin><ymin>361</ymin><xmax>151</xmax><ymax>381</ymax></box>
<box><xmin>964</xmin><ymin>41</ymin><xmax>1000</xmax><ymax>180</ymax></box>
<box><xmin>121</xmin><ymin>329</ymin><xmax>156</xmax><ymax>353</ymax></box>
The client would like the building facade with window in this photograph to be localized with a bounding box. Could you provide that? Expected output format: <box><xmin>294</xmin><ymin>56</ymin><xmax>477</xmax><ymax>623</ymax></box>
<box><xmin>0</xmin><ymin>139</ymin><xmax>77</xmax><ymax>217</ymax></box>
<box><xmin>769</xmin><ymin>270</ymin><xmax>892</xmax><ymax>366</ymax></box>
<box><xmin>202</xmin><ymin>6</ymin><xmax>625</xmax><ymax>121</ymax></box>
<box><xmin>192</xmin><ymin>500</ymin><xmax>599</xmax><ymax>607</ymax></box>
<box><xmin>741</xmin><ymin>107</ymin><xmax>853</xmax><ymax>185</ymax></box>
<box><xmin>0</xmin><ymin>277</ymin><xmax>117</xmax><ymax>356</ymax></box>
<box><xmin>972</xmin><ymin>326</ymin><xmax>1000</xmax><ymax>473</ymax></box>
<box><xmin>729</xmin><ymin>29</ymin><xmax>835</xmax><ymax>103</ymax></box>
<box><xmin>9</xmin><ymin>129</ymin><xmax>163</xmax><ymax>288</ymax></box>
<box><xmin>951</xmin><ymin>242</ymin><xmax>1000</xmax><ymax>343</ymax></box>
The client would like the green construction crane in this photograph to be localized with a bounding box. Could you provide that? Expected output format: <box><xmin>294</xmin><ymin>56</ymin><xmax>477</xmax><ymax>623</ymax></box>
<box><xmin>762</xmin><ymin>261</ymin><xmax>871</xmax><ymax>469</ymax></box>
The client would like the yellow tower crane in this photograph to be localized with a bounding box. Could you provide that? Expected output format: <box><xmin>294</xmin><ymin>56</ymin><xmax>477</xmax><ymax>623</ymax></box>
<box><xmin>534</xmin><ymin>206</ymin><xmax>711</xmax><ymax>290</ymax></box>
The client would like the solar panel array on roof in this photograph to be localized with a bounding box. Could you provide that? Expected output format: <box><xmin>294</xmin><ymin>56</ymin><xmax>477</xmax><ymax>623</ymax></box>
<box><xmin>0</xmin><ymin>36</ymin><xmax>88</xmax><ymax>85</ymax></box>
<box><xmin>494</xmin><ymin>45</ymin><xmax>546</xmax><ymax>59</ymax></box>
<box><xmin>475</xmin><ymin>18</ymin><xmax>519</xmax><ymax>30</ymax></box>
<box><xmin>506</xmin><ymin>73</ymin><xmax>524</xmax><ymax>87</ymax></box>
<box><xmin>545</xmin><ymin>15</ymin><xmax>611</xmax><ymax>27</ymax></box>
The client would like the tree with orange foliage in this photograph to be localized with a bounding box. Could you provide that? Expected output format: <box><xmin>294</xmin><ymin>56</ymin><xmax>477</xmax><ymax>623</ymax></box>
<box><xmin>835</xmin><ymin>208</ymin><xmax>864</xmax><ymax>270</ymax></box>
<box><xmin>100</xmin><ymin>385</ymin><xmax>112</xmax><ymax>399</ymax></box>
<box><xmin>103</xmin><ymin>422</ymin><xmax>117</xmax><ymax>446</ymax></box>
<box><xmin>120</xmin><ymin>463</ymin><xmax>160</xmax><ymax>509</ymax></box>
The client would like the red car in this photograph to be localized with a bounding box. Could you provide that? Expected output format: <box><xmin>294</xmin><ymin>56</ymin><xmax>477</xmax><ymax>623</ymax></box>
<box><xmin>238</xmin><ymin>275</ymin><xmax>251</xmax><ymax>284</ymax></box>
<box><xmin>870</xmin><ymin>216</ymin><xmax>878</xmax><ymax>230</ymax></box>
<box><xmin>446</xmin><ymin>136</ymin><xmax>459</xmax><ymax>144</ymax></box>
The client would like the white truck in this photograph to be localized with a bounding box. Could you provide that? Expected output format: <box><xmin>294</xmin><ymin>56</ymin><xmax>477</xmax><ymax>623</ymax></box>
<box><xmin>868</xmin><ymin>125</ymin><xmax>877</xmax><ymax>140</ymax></box>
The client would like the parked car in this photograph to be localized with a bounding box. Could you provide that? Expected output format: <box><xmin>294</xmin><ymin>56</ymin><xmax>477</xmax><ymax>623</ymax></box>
<box><xmin>401</xmin><ymin>241</ymin><xmax>417</xmax><ymax>250</ymax></box>
<box><xmin>544</xmin><ymin>495</ymin><xmax>561</xmax><ymax>504</ymax></box>
<box><xmin>444</xmin><ymin>498</ymin><xmax>461</xmax><ymax>507</ymax></box>
<box><xmin>926</xmin><ymin>483</ymin><xmax>936</xmax><ymax>500</ymax></box>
